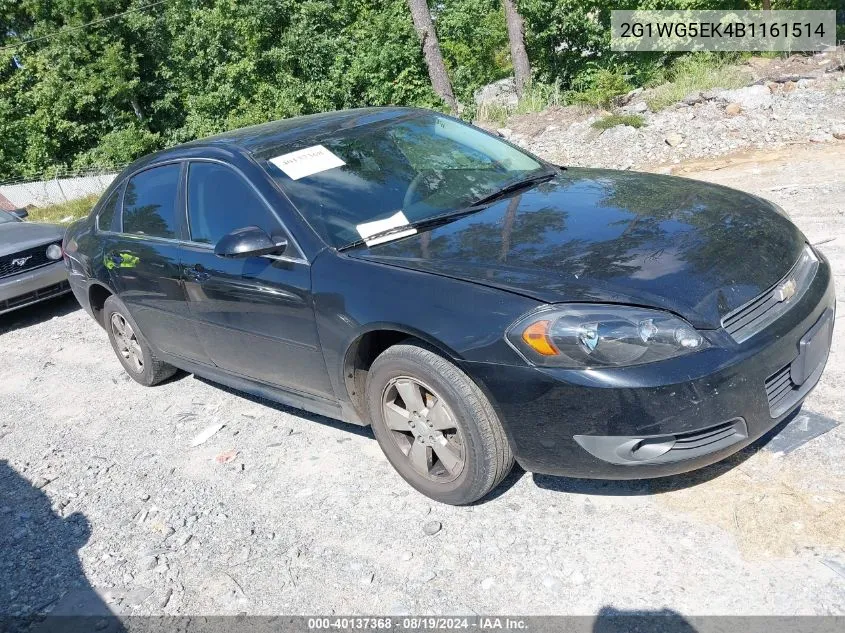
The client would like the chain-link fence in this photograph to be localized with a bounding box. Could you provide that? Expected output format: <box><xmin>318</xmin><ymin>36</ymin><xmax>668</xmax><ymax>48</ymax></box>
<box><xmin>0</xmin><ymin>167</ymin><xmax>120</xmax><ymax>209</ymax></box>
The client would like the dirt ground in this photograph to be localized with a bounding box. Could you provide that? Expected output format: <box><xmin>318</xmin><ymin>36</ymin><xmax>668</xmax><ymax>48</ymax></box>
<box><xmin>1</xmin><ymin>142</ymin><xmax>844</xmax><ymax>618</ymax></box>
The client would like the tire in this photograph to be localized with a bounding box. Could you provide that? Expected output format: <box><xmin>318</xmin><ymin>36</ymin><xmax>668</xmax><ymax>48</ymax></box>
<box><xmin>365</xmin><ymin>343</ymin><xmax>513</xmax><ymax>505</ymax></box>
<box><xmin>103</xmin><ymin>295</ymin><xmax>176</xmax><ymax>387</ymax></box>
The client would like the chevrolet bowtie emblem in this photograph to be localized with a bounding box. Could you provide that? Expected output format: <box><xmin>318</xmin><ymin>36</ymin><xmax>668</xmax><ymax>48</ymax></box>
<box><xmin>11</xmin><ymin>255</ymin><xmax>32</xmax><ymax>267</ymax></box>
<box><xmin>774</xmin><ymin>277</ymin><xmax>797</xmax><ymax>302</ymax></box>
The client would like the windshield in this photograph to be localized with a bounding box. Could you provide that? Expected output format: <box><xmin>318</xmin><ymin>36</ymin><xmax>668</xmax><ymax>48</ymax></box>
<box><xmin>0</xmin><ymin>210</ymin><xmax>17</xmax><ymax>224</ymax></box>
<box><xmin>259</xmin><ymin>111</ymin><xmax>545</xmax><ymax>248</ymax></box>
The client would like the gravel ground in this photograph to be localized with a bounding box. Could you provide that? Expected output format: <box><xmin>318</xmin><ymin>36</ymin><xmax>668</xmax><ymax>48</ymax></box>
<box><xmin>2</xmin><ymin>73</ymin><xmax>845</xmax><ymax>619</ymax></box>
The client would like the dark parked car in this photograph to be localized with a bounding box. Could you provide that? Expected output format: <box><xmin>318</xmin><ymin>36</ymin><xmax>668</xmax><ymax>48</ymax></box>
<box><xmin>1</xmin><ymin>208</ymin><xmax>69</xmax><ymax>315</ymax></box>
<box><xmin>64</xmin><ymin>107</ymin><xmax>834</xmax><ymax>504</ymax></box>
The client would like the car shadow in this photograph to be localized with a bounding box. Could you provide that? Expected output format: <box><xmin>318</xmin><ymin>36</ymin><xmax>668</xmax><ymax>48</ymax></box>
<box><xmin>0</xmin><ymin>460</ymin><xmax>121</xmax><ymax>632</ymax></box>
<box><xmin>530</xmin><ymin>408</ymin><xmax>802</xmax><ymax>497</ymax></box>
<box><xmin>593</xmin><ymin>606</ymin><xmax>698</xmax><ymax>633</ymax></box>
<box><xmin>0</xmin><ymin>294</ymin><xmax>79</xmax><ymax>335</ymax></box>
<box><xmin>193</xmin><ymin>376</ymin><xmax>375</xmax><ymax>440</ymax></box>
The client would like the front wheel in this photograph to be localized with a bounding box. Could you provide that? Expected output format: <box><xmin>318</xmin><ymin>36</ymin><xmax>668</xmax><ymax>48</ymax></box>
<box><xmin>366</xmin><ymin>343</ymin><xmax>514</xmax><ymax>505</ymax></box>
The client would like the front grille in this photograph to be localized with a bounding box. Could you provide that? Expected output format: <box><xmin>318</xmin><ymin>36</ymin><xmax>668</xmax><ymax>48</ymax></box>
<box><xmin>722</xmin><ymin>245</ymin><xmax>819</xmax><ymax>343</ymax></box>
<box><xmin>0</xmin><ymin>242</ymin><xmax>60</xmax><ymax>279</ymax></box>
<box><xmin>0</xmin><ymin>280</ymin><xmax>70</xmax><ymax>313</ymax></box>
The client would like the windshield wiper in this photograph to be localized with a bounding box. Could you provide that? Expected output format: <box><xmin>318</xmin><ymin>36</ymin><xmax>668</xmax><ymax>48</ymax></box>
<box><xmin>469</xmin><ymin>169</ymin><xmax>557</xmax><ymax>207</ymax></box>
<box><xmin>337</xmin><ymin>204</ymin><xmax>490</xmax><ymax>252</ymax></box>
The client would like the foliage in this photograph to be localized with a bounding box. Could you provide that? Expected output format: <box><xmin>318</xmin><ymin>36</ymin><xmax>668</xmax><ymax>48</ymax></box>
<box><xmin>591</xmin><ymin>113</ymin><xmax>645</xmax><ymax>130</ymax></box>
<box><xmin>0</xmin><ymin>0</ymin><xmax>842</xmax><ymax>180</ymax></box>
<box><xmin>645</xmin><ymin>53</ymin><xmax>752</xmax><ymax>111</ymax></box>
<box><xmin>475</xmin><ymin>80</ymin><xmax>565</xmax><ymax>123</ymax></box>
<box><xmin>26</xmin><ymin>194</ymin><xmax>98</xmax><ymax>223</ymax></box>
<box><xmin>568</xmin><ymin>67</ymin><xmax>632</xmax><ymax>108</ymax></box>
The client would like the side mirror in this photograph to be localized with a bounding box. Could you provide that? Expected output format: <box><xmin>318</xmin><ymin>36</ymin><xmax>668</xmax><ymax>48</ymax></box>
<box><xmin>11</xmin><ymin>208</ymin><xmax>28</xmax><ymax>220</ymax></box>
<box><xmin>214</xmin><ymin>226</ymin><xmax>288</xmax><ymax>258</ymax></box>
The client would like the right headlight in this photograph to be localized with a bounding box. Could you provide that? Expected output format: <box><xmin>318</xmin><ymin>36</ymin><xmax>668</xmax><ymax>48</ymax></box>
<box><xmin>506</xmin><ymin>304</ymin><xmax>708</xmax><ymax>368</ymax></box>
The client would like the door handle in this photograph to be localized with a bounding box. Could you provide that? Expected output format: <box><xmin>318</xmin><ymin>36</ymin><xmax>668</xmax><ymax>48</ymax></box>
<box><xmin>184</xmin><ymin>265</ymin><xmax>211</xmax><ymax>282</ymax></box>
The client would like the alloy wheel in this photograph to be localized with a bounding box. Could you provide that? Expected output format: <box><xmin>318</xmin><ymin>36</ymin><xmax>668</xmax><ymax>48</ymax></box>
<box><xmin>381</xmin><ymin>377</ymin><xmax>465</xmax><ymax>483</ymax></box>
<box><xmin>110</xmin><ymin>313</ymin><xmax>144</xmax><ymax>374</ymax></box>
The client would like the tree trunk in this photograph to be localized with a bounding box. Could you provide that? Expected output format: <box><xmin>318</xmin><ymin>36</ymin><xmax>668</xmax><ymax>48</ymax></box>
<box><xmin>761</xmin><ymin>0</ymin><xmax>772</xmax><ymax>10</ymax></box>
<box><xmin>406</xmin><ymin>0</ymin><xmax>458</xmax><ymax>115</ymax></box>
<box><xmin>501</xmin><ymin>0</ymin><xmax>531</xmax><ymax>96</ymax></box>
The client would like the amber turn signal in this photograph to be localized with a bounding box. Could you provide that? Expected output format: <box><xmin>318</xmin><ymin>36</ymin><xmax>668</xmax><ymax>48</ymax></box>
<box><xmin>521</xmin><ymin>320</ymin><xmax>559</xmax><ymax>356</ymax></box>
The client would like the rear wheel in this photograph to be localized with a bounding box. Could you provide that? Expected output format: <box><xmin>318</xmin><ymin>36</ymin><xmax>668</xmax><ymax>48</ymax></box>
<box><xmin>366</xmin><ymin>343</ymin><xmax>513</xmax><ymax>505</ymax></box>
<box><xmin>103</xmin><ymin>296</ymin><xmax>176</xmax><ymax>386</ymax></box>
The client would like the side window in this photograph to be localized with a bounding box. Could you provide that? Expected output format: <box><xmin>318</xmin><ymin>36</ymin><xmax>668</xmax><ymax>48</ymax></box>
<box><xmin>122</xmin><ymin>164</ymin><xmax>181</xmax><ymax>239</ymax></box>
<box><xmin>96</xmin><ymin>187</ymin><xmax>120</xmax><ymax>232</ymax></box>
<box><xmin>187</xmin><ymin>162</ymin><xmax>282</xmax><ymax>245</ymax></box>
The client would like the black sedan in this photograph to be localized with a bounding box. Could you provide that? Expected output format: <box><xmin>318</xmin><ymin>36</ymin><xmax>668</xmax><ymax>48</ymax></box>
<box><xmin>64</xmin><ymin>107</ymin><xmax>834</xmax><ymax>504</ymax></box>
<box><xmin>1</xmin><ymin>209</ymin><xmax>69</xmax><ymax>315</ymax></box>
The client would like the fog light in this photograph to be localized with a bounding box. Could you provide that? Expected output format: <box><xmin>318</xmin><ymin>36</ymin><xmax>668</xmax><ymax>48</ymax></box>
<box><xmin>46</xmin><ymin>244</ymin><xmax>62</xmax><ymax>260</ymax></box>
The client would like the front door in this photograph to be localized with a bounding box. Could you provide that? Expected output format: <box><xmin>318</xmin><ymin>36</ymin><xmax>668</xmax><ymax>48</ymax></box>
<box><xmin>180</xmin><ymin>160</ymin><xmax>333</xmax><ymax>399</ymax></box>
<box><xmin>106</xmin><ymin>162</ymin><xmax>205</xmax><ymax>362</ymax></box>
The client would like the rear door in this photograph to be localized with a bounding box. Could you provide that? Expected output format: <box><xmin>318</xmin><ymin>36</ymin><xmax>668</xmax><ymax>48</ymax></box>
<box><xmin>106</xmin><ymin>162</ymin><xmax>206</xmax><ymax>362</ymax></box>
<box><xmin>180</xmin><ymin>160</ymin><xmax>333</xmax><ymax>398</ymax></box>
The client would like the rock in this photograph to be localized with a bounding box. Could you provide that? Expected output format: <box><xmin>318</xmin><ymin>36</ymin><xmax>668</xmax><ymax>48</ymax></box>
<box><xmin>718</xmin><ymin>85</ymin><xmax>773</xmax><ymax>110</ymax></box>
<box><xmin>401</xmin><ymin>551</ymin><xmax>413</xmax><ymax>561</ymax></box>
<box><xmin>33</xmin><ymin>477</ymin><xmax>50</xmax><ymax>489</ymax></box>
<box><xmin>622</xmin><ymin>101</ymin><xmax>648</xmax><ymax>114</ymax></box>
<box><xmin>725</xmin><ymin>103</ymin><xmax>742</xmax><ymax>116</ymax></box>
<box><xmin>496</xmin><ymin>128</ymin><xmax>513</xmax><ymax>139</ymax></box>
<box><xmin>138</xmin><ymin>555</ymin><xmax>158</xmax><ymax>571</ymax></box>
<box><xmin>474</xmin><ymin>77</ymin><xmax>518</xmax><ymax>108</ymax></box>
<box><xmin>682</xmin><ymin>92</ymin><xmax>703</xmax><ymax>105</ymax></box>
<box><xmin>619</xmin><ymin>87</ymin><xmax>643</xmax><ymax>105</ymax></box>
<box><xmin>664</xmin><ymin>133</ymin><xmax>684</xmax><ymax>147</ymax></box>
<box><xmin>766</xmin><ymin>81</ymin><xmax>779</xmax><ymax>93</ymax></box>
<box><xmin>417</xmin><ymin>569</ymin><xmax>437</xmax><ymax>583</ymax></box>
<box><xmin>139</xmin><ymin>493</ymin><xmax>150</xmax><ymax>502</ymax></box>
<box><xmin>176</xmin><ymin>533</ymin><xmax>193</xmax><ymax>547</ymax></box>
<box><xmin>124</xmin><ymin>587</ymin><xmax>153</xmax><ymax>608</ymax></box>
<box><xmin>481</xmin><ymin>577</ymin><xmax>495</xmax><ymax>591</ymax></box>
<box><xmin>833</xmin><ymin>129</ymin><xmax>845</xmax><ymax>140</ymax></box>
<box><xmin>158</xmin><ymin>588</ymin><xmax>173</xmax><ymax>609</ymax></box>
<box><xmin>810</xmin><ymin>133</ymin><xmax>831</xmax><ymax>143</ymax></box>
<box><xmin>389</xmin><ymin>602</ymin><xmax>411</xmax><ymax>616</ymax></box>
<box><xmin>422</xmin><ymin>520</ymin><xmax>442</xmax><ymax>536</ymax></box>
<box><xmin>570</xmin><ymin>570</ymin><xmax>586</xmax><ymax>585</ymax></box>
<box><xmin>360</xmin><ymin>572</ymin><xmax>374</xmax><ymax>585</ymax></box>
<box><xmin>783</xmin><ymin>81</ymin><xmax>797</xmax><ymax>93</ymax></box>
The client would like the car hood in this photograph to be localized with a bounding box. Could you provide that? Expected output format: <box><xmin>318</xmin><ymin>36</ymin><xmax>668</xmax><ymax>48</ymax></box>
<box><xmin>352</xmin><ymin>168</ymin><xmax>806</xmax><ymax>328</ymax></box>
<box><xmin>0</xmin><ymin>221</ymin><xmax>64</xmax><ymax>257</ymax></box>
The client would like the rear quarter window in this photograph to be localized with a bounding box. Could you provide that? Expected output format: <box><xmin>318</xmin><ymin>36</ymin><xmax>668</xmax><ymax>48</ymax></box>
<box><xmin>122</xmin><ymin>164</ymin><xmax>181</xmax><ymax>239</ymax></box>
<box><xmin>96</xmin><ymin>188</ymin><xmax>120</xmax><ymax>232</ymax></box>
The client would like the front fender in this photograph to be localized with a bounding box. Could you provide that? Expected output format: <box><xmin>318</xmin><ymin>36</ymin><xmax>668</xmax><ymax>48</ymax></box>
<box><xmin>312</xmin><ymin>250</ymin><xmax>540</xmax><ymax>404</ymax></box>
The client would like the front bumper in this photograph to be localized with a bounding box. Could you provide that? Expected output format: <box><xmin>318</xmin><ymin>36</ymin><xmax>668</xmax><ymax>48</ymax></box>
<box><xmin>464</xmin><ymin>254</ymin><xmax>836</xmax><ymax>479</ymax></box>
<box><xmin>0</xmin><ymin>262</ymin><xmax>70</xmax><ymax>315</ymax></box>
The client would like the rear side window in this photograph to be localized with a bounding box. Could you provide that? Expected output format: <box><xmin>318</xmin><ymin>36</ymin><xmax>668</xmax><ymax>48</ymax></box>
<box><xmin>97</xmin><ymin>188</ymin><xmax>120</xmax><ymax>232</ymax></box>
<box><xmin>122</xmin><ymin>164</ymin><xmax>181</xmax><ymax>239</ymax></box>
<box><xmin>187</xmin><ymin>162</ymin><xmax>281</xmax><ymax>245</ymax></box>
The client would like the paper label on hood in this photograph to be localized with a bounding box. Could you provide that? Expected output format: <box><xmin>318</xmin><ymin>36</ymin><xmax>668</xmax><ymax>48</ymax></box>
<box><xmin>356</xmin><ymin>211</ymin><xmax>417</xmax><ymax>247</ymax></box>
<box><xmin>269</xmin><ymin>145</ymin><xmax>345</xmax><ymax>180</ymax></box>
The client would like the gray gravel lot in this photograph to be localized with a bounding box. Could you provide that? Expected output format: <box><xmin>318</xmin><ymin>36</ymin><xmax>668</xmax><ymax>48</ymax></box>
<box><xmin>2</xmin><ymin>140</ymin><xmax>844</xmax><ymax>617</ymax></box>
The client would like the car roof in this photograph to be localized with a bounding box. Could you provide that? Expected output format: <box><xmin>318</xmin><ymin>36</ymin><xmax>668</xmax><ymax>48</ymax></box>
<box><xmin>121</xmin><ymin>107</ymin><xmax>423</xmax><ymax>176</ymax></box>
<box><xmin>200</xmin><ymin>106</ymin><xmax>419</xmax><ymax>155</ymax></box>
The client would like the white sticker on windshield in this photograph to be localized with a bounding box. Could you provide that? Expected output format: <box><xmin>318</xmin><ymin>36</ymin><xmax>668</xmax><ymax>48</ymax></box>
<box><xmin>356</xmin><ymin>211</ymin><xmax>417</xmax><ymax>247</ymax></box>
<box><xmin>269</xmin><ymin>145</ymin><xmax>346</xmax><ymax>180</ymax></box>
